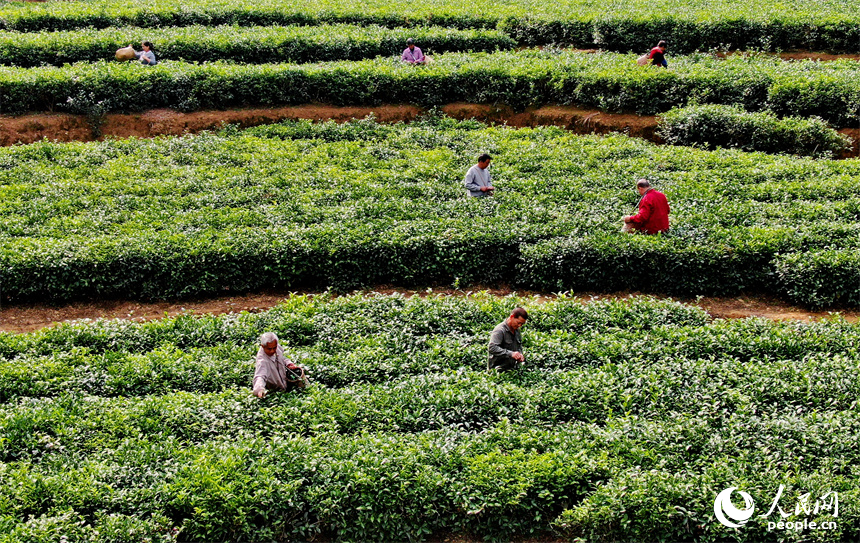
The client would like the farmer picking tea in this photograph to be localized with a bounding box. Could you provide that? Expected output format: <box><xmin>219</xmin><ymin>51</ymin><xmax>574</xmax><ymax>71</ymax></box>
<box><xmin>488</xmin><ymin>307</ymin><xmax>528</xmax><ymax>372</ymax></box>
<box><xmin>622</xmin><ymin>178</ymin><xmax>670</xmax><ymax>234</ymax></box>
<box><xmin>464</xmin><ymin>153</ymin><xmax>495</xmax><ymax>197</ymax></box>
<box><xmin>116</xmin><ymin>41</ymin><xmax>157</xmax><ymax>65</ymax></box>
<box><xmin>252</xmin><ymin>332</ymin><xmax>309</xmax><ymax>398</ymax></box>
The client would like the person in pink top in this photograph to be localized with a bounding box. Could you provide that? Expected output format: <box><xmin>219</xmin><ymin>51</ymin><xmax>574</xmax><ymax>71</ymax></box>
<box><xmin>401</xmin><ymin>38</ymin><xmax>425</xmax><ymax>64</ymax></box>
<box><xmin>622</xmin><ymin>179</ymin><xmax>670</xmax><ymax>234</ymax></box>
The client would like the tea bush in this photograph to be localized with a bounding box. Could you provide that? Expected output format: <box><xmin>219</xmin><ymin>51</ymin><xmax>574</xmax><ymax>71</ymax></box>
<box><xmin>0</xmin><ymin>24</ymin><xmax>516</xmax><ymax>67</ymax></box>
<box><xmin>658</xmin><ymin>104</ymin><xmax>852</xmax><ymax>158</ymax></box>
<box><xmin>1</xmin><ymin>116</ymin><xmax>860</xmax><ymax>306</ymax></box>
<box><xmin>0</xmin><ymin>0</ymin><xmax>858</xmax><ymax>52</ymax></box>
<box><xmin>775</xmin><ymin>250</ymin><xmax>860</xmax><ymax>308</ymax></box>
<box><xmin>1</xmin><ymin>294</ymin><xmax>858</xmax><ymax>541</ymax></box>
<box><xmin>1</xmin><ymin>51</ymin><xmax>858</xmax><ymax>125</ymax></box>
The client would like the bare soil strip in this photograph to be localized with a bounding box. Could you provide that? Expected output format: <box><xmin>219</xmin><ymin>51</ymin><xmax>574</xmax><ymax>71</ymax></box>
<box><xmin>2</xmin><ymin>103</ymin><xmax>857</xmax><ymax>157</ymax></box>
<box><xmin>778</xmin><ymin>51</ymin><xmax>860</xmax><ymax>61</ymax></box>
<box><xmin>0</xmin><ymin>103</ymin><xmax>657</xmax><ymax>145</ymax></box>
<box><xmin>1</xmin><ymin>288</ymin><xmax>856</xmax><ymax>334</ymax></box>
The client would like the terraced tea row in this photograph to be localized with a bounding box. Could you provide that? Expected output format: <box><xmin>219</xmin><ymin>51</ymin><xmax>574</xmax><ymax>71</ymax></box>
<box><xmin>1</xmin><ymin>117</ymin><xmax>859</xmax><ymax>305</ymax></box>
<box><xmin>1</xmin><ymin>51</ymin><xmax>858</xmax><ymax>125</ymax></box>
<box><xmin>1</xmin><ymin>0</ymin><xmax>858</xmax><ymax>52</ymax></box>
<box><xmin>0</xmin><ymin>24</ymin><xmax>515</xmax><ymax>67</ymax></box>
<box><xmin>658</xmin><ymin>104</ymin><xmax>851</xmax><ymax>158</ymax></box>
<box><xmin>1</xmin><ymin>294</ymin><xmax>857</xmax><ymax>541</ymax></box>
<box><xmin>4</xmin><ymin>294</ymin><xmax>860</xmax><ymax>399</ymax></box>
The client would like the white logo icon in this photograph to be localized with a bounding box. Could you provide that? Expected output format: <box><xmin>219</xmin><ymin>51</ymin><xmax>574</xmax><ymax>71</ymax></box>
<box><xmin>715</xmin><ymin>487</ymin><xmax>756</xmax><ymax>528</ymax></box>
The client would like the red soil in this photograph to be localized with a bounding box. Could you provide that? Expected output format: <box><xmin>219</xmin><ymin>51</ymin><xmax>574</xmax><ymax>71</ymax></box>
<box><xmin>2</xmin><ymin>103</ymin><xmax>856</xmax><ymax>157</ymax></box>
<box><xmin>0</xmin><ymin>103</ymin><xmax>660</xmax><ymax>146</ymax></box>
<box><xmin>0</xmin><ymin>288</ymin><xmax>856</xmax><ymax>334</ymax></box>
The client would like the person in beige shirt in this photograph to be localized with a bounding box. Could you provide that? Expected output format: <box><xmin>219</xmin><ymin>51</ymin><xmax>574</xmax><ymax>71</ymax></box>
<box><xmin>252</xmin><ymin>332</ymin><xmax>308</xmax><ymax>398</ymax></box>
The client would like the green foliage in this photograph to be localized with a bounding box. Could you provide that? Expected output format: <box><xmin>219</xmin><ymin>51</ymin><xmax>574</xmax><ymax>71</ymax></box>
<box><xmin>0</xmin><ymin>0</ymin><xmax>858</xmax><ymax>52</ymax></box>
<box><xmin>1</xmin><ymin>116</ymin><xmax>860</xmax><ymax>306</ymax></box>
<box><xmin>1</xmin><ymin>51</ymin><xmax>859</xmax><ymax>125</ymax></box>
<box><xmin>0</xmin><ymin>294</ymin><xmax>859</xmax><ymax>541</ymax></box>
<box><xmin>658</xmin><ymin>104</ymin><xmax>852</xmax><ymax>158</ymax></box>
<box><xmin>775</xmin><ymin>250</ymin><xmax>860</xmax><ymax>308</ymax></box>
<box><xmin>0</xmin><ymin>24</ymin><xmax>516</xmax><ymax>67</ymax></box>
<box><xmin>518</xmin><ymin>233</ymin><xmax>775</xmax><ymax>295</ymax></box>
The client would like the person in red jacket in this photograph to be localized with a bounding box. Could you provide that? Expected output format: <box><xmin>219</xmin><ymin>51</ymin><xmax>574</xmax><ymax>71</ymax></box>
<box><xmin>649</xmin><ymin>40</ymin><xmax>668</xmax><ymax>67</ymax></box>
<box><xmin>622</xmin><ymin>179</ymin><xmax>670</xmax><ymax>234</ymax></box>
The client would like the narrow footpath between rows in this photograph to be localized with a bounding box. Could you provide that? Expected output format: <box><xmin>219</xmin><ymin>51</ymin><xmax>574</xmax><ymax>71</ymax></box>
<box><xmin>1</xmin><ymin>288</ymin><xmax>857</xmax><ymax>334</ymax></box>
<box><xmin>2</xmin><ymin>102</ymin><xmax>858</xmax><ymax>157</ymax></box>
<box><xmin>0</xmin><ymin>103</ymin><xmax>659</xmax><ymax>145</ymax></box>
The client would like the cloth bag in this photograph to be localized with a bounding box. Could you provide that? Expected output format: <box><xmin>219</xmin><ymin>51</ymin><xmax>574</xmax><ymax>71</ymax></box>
<box><xmin>115</xmin><ymin>46</ymin><xmax>136</xmax><ymax>61</ymax></box>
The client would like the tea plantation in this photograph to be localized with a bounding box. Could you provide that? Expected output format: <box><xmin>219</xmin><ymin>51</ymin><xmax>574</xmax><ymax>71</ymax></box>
<box><xmin>2</xmin><ymin>0</ymin><xmax>859</xmax><ymax>53</ymax></box>
<box><xmin>2</xmin><ymin>116</ymin><xmax>859</xmax><ymax>306</ymax></box>
<box><xmin>0</xmin><ymin>0</ymin><xmax>859</xmax><ymax>541</ymax></box>
<box><xmin>1</xmin><ymin>294</ymin><xmax>858</xmax><ymax>541</ymax></box>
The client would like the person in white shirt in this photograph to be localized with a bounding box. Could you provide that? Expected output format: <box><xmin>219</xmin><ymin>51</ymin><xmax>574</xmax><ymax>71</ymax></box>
<box><xmin>464</xmin><ymin>153</ymin><xmax>495</xmax><ymax>197</ymax></box>
<box><xmin>252</xmin><ymin>332</ymin><xmax>308</xmax><ymax>398</ymax></box>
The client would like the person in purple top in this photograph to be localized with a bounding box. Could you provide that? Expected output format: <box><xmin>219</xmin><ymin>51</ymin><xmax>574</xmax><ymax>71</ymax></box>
<box><xmin>401</xmin><ymin>38</ymin><xmax>426</xmax><ymax>64</ymax></box>
<box><xmin>649</xmin><ymin>40</ymin><xmax>668</xmax><ymax>68</ymax></box>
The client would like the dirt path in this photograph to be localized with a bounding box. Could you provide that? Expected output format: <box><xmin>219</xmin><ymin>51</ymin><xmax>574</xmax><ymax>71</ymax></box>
<box><xmin>0</xmin><ymin>288</ymin><xmax>856</xmax><ymax>334</ymax></box>
<box><xmin>0</xmin><ymin>103</ymin><xmax>659</xmax><ymax>144</ymax></box>
<box><xmin>2</xmin><ymin>103</ymin><xmax>857</xmax><ymax>157</ymax></box>
<box><xmin>779</xmin><ymin>51</ymin><xmax>860</xmax><ymax>61</ymax></box>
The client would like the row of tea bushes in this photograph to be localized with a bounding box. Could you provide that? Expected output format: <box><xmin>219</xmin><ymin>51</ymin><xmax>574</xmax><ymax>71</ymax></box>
<box><xmin>1</xmin><ymin>295</ymin><xmax>858</xmax><ymax>541</ymax></box>
<box><xmin>0</xmin><ymin>24</ymin><xmax>516</xmax><ymax>67</ymax></box>
<box><xmin>775</xmin><ymin>250</ymin><xmax>860</xmax><ymax>308</ymax></box>
<box><xmin>658</xmin><ymin>104</ymin><xmax>852</xmax><ymax>158</ymax></box>
<box><xmin>3</xmin><ymin>418</ymin><xmax>855</xmax><ymax>542</ymax></box>
<box><xmin>0</xmin><ymin>50</ymin><xmax>860</xmax><ymax>126</ymax></box>
<box><xmin>4</xmin><ymin>293</ymin><xmax>859</xmax><ymax>398</ymax></box>
<box><xmin>519</xmin><ymin>232</ymin><xmax>860</xmax><ymax>307</ymax></box>
<box><xmin>0</xmin><ymin>0</ymin><xmax>858</xmax><ymax>52</ymax></box>
<box><xmin>1</xmin><ymin>117</ymin><xmax>859</xmax><ymax>305</ymax></box>
<box><xmin>5</xmin><ymin>295</ymin><xmax>859</xmax><ymax>400</ymax></box>
<box><xmin>1</xmin><ymin>51</ymin><xmax>858</xmax><ymax>125</ymax></box>
<box><xmin>3</xmin><ymin>351</ymin><xmax>859</xmax><ymax>454</ymax></box>
<box><xmin>0</xmin><ymin>293</ymin><xmax>709</xmax><ymax>359</ymax></box>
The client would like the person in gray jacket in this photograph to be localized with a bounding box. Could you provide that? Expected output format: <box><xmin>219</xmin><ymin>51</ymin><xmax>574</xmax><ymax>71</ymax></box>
<box><xmin>464</xmin><ymin>153</ymin><xmax>495</xmax><ymax>197</ymax></box>
<box><xmin>488</xmin><ymin>307</ymin><xmax>528</xmax><ymax>372</ymax></box>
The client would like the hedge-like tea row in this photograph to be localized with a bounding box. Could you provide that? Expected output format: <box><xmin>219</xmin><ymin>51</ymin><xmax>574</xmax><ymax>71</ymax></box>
<box><xmin>0</xmin><ymin>0</ymin><xmax>858</xmax><ymax>52</ymax></box>
<box><xmin>6</xmin><ymin>292</ymin><xmax>860</xmax><ymax>401</ymax></box>
<box><xmin>0</xmin><ymin>24</ymin><xmax>516</xmax><ymax>67</ymax></box>
<box><xmin>3</xmin><ymin>351</ymin><xmax>859</xmax><ymax>456</ymax></box>
<box><xmin>1</xmin><ymin>295</ymin><xmax>859</xmax><ymax>541</ymax></box>
<box><xmin>775</xmin><ymin>250</ymin><xmax>860</xmax><ymax>308</ymax></box>
<box><xmin>658</xmin><ymin>104</ymin><xmax>852</xmax><ymax>158</ymax></box>
<box><xmin>3</xmin><ymin>418</ymin><xmax>855</xmax><ymax>542</ymax></box>
<box><xmin>1</xmin><ymin>51</ymin><xmax>858</xmax><ymax>126</ymax></box>
<box><xmin>518</xmin><ymin>232</ymin><xmax>860</xmax><ymax>307</ymax></box>
<box><xmin>5</xmin><ymin>293</ymin><xmax>859</xmax><ymax>393</ymax></box>
<box><xmin>1</xmin><ymin>117</ymin><xmax>860</xmax><ymax>306</ymax></box>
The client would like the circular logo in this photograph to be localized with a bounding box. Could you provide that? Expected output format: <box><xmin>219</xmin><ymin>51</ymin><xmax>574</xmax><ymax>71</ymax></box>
<box><xmin>714</xmin><ymin>487</ymin><xmax>755</xmax><ymax>528</ymax></box>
